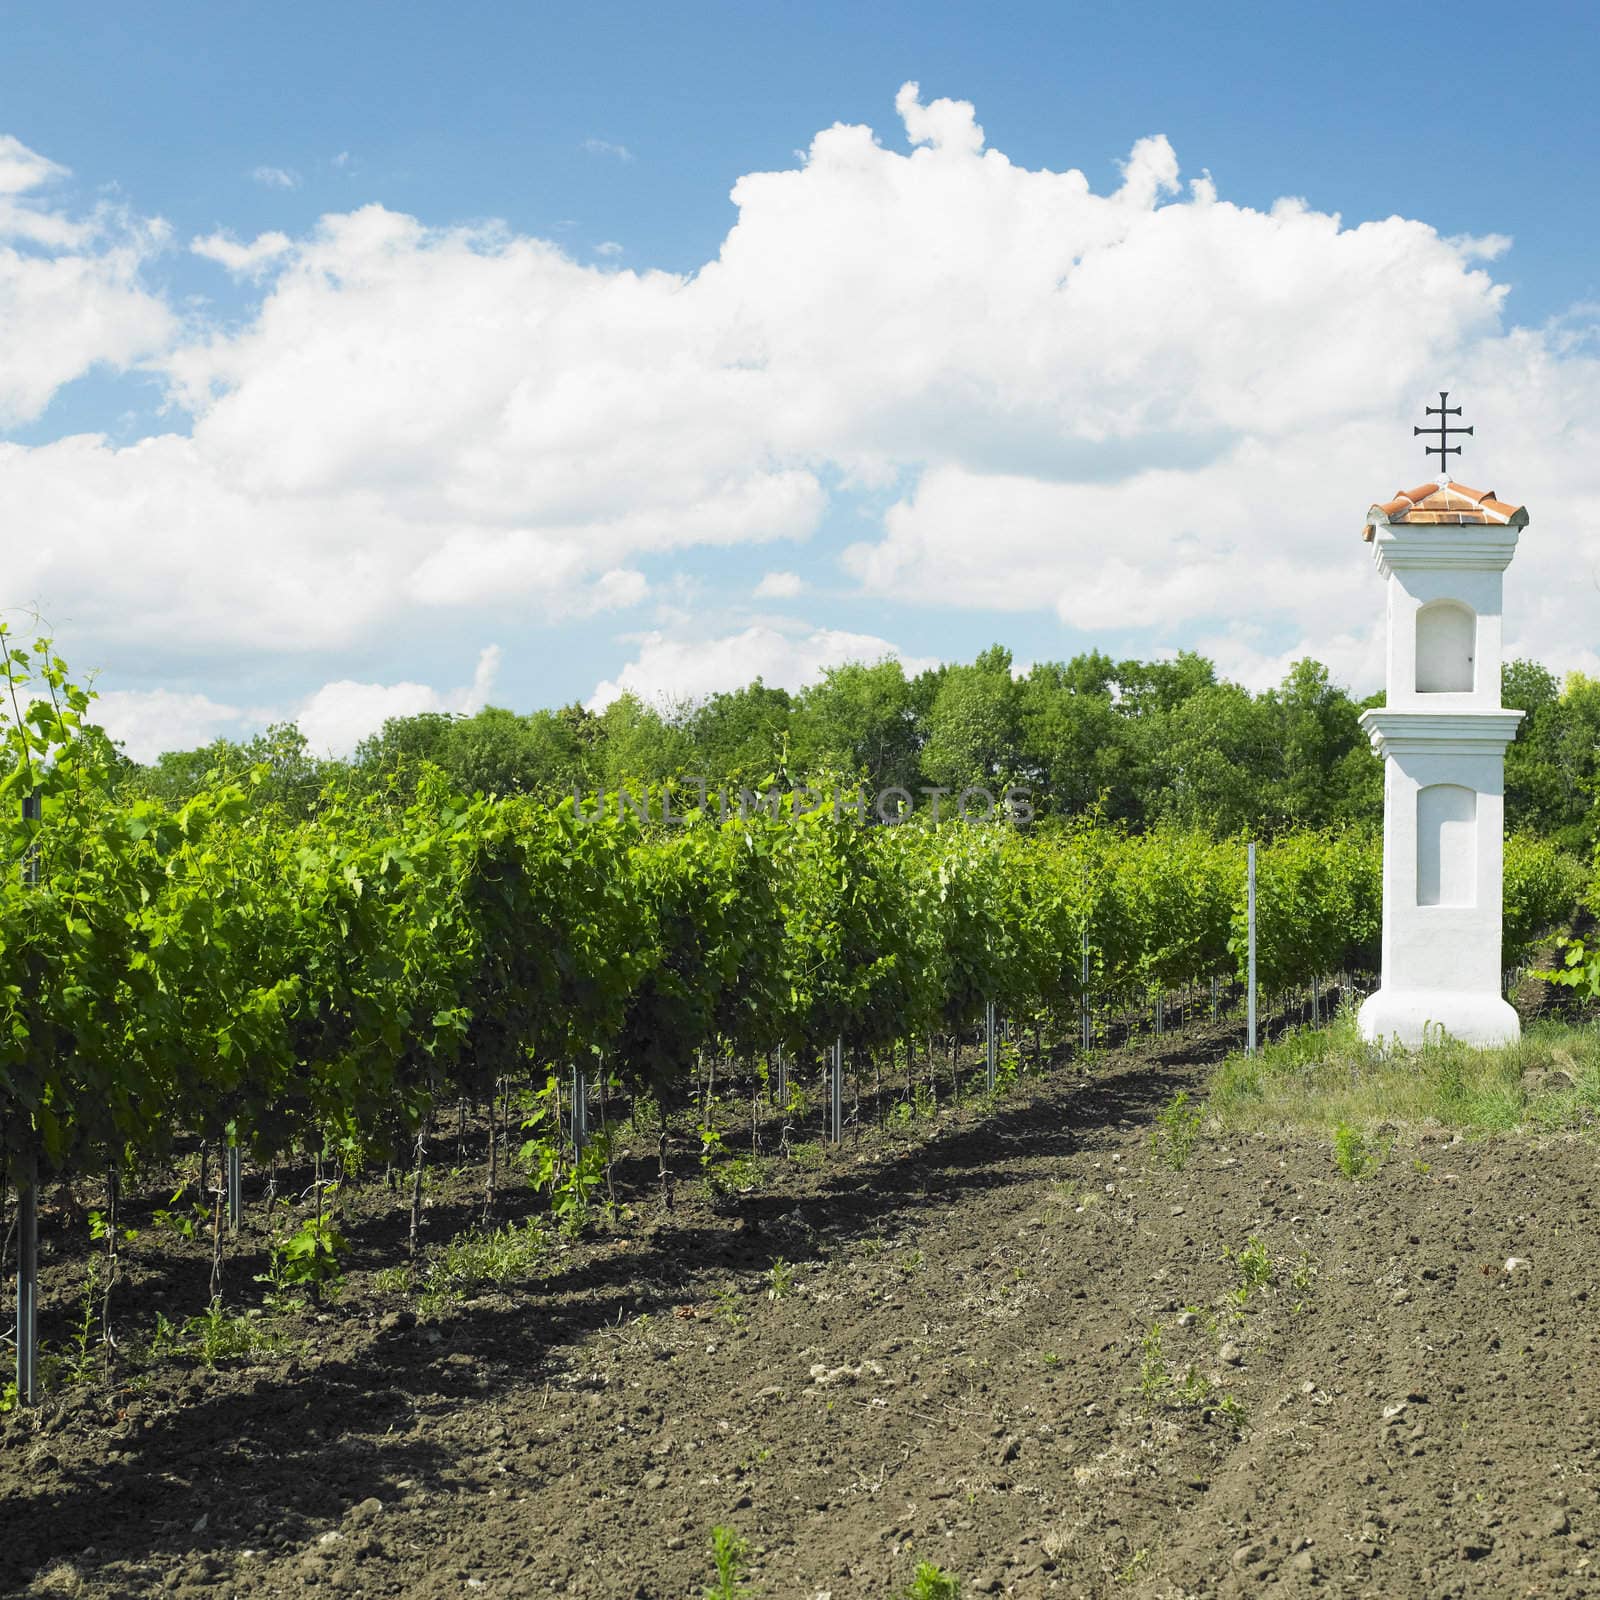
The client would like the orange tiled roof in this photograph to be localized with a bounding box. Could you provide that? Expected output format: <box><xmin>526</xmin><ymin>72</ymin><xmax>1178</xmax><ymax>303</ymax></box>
<box><xmin>1362</xmin><ymin>481</ymin><xmax>1527</xmax><ymax>541</ymax></box>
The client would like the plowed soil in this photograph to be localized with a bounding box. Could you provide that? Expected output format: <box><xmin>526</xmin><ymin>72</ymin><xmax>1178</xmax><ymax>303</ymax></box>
<box><xmin>6</xmin><ymin>1018</ymin><xmax>1600</xmax><ymax>1600</ymax></box>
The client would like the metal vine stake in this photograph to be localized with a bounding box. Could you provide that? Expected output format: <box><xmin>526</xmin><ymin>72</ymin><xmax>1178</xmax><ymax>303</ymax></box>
<box><xmin>1414</xmin><ymin>390</ymin><xmax>1473</xmax><ymax>470</ymax></box>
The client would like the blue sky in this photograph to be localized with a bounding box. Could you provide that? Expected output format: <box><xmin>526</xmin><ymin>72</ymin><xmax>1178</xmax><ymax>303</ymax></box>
<box><xmin>3</xmin><ymin>2</ymin><xmax>1598</xmax><ymax>757</ymax></box>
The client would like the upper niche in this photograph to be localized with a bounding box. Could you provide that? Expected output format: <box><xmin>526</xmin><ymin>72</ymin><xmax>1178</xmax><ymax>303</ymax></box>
<box><xmin>1415</xmin><ymin>600</ymin><xmax>1475</xmax><ymax>693</ymax></box>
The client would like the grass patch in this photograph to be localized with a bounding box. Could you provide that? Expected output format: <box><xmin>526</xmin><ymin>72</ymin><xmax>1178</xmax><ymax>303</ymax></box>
<box><xmin>418</xmin><ymin>1215</ymin><xmax>548</xmax><ymax>1310</ymax></box>
<box><xmin>1149</xmin><ymin>1089</ymin><xmax>1204</xmax><ymax>1169</ymax></box>
<box><xmin>1209</xmin><ymin>1004</ymin><xmax>1600</xmax><ymax>1136</ymax></box>
<box><xmin>1134</xmin><ymin>1320</ymin><xmax>1245</xmax><ymax>1435</ymax></box>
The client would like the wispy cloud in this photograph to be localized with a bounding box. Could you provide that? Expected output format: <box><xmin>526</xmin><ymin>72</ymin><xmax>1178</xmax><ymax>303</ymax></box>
<box><xmin>755</xmin><ymin>571</ymin><xmax>804</xmax><ymax>599</ymax></box>
<box><xmin>0</xmin><ymin>132</ymin><xmax>68</xmax><ymax>196</ymax></box>
<box><xmin>251</xmin><ymin>164</ymin><xmax>301</xmax><ymax>190</ymax></box>
<box><xmin>594</xmin><ymin>240</ymin><xmax>623</xmax><ymax>258</ymax></box>
<box><xmin>0</xmin><ymin>133</ymin><xmax>174</xmax><ymax>424</ymax></box>
<box><xmin>582</xmin><ymin>138</ymin><xmax>633</xmax><ymax>163</ymax></box>
<box><xmin>191</xmin><ymin>229</ymin><xmax>294</xmax><ymax>277</ymax></box>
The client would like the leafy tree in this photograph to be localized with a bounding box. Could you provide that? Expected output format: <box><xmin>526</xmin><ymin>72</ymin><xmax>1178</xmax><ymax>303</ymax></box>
<box><xmin>1017</xmin><ymin>660</ymin><xmax>1140</xmax><ymax>820</ymax></box>
<box><xmin>1505</xmin><ymin>660</ymin><xmax>1600</xmax><ymax>849</ymax></box>
<box><xmin>112</xmin><ymin>644</ymin><xmax>1591</xmax><ymax>850</ymax></box>
<box><xmin>594</xmin><ymin>693</ymin><xmax>695</xmax><ymax>788</ymax></box>
<box><xmin>920</xmin><ymin>644</ymin><xmax>1021</xmax><ymax>795</ymax></box>
<box><xmin>1114</xmin><ymin>651</ymin><xmax>1217</xmax><ymax>719</ymax></box>
<box><xmin>1150</xmin><ymin>682</ymin><xmax>1276</xmax><ymax>836</ymax></box>
<box><xmin>127</xmin><ymin>722</ymin><xmax>330</xmax><ymax>816</ymax></box>
<box><xmin>683</xmin><ymin>679</ymin><xmax>793</xmax><ymax>788</ymax></box>
<box><xmin>443</xmin><ymin>706</ymin><xmax>573</xmax><ymax>797</ymax></box>
<box><xmin>790</xmin><ymin>659</ymin><xmax>923</xmax><ymax>793</ymax></box>
<box><xmin>1257</xmin><ymin>659</ymin><xmax>1377</xmax><ymax>830</ymax></box>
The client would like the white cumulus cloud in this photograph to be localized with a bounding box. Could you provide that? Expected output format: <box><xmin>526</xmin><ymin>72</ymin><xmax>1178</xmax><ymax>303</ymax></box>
<box><xmin>92</xmin><ymin>687</ymin><xmax>247</xmax><ymax>762</ymax></box>
<box><xmin>3</xmin><ymin>85</ymin><xmax>1600</xmax><ymax>712</ymax></box>
<box><xmin>294</xmin><ymin>644</ymin><xmax>501</xmax><ymax>756</ymax></box>
<box><xmin>92</xmin><ymin>647</ymin><xmax>503</xmax><ymax>761</ymax></box>
<box><xmin>588</xmin><ymin>624</ymin><xmax>936</xmax><ymax>711</ymax></box>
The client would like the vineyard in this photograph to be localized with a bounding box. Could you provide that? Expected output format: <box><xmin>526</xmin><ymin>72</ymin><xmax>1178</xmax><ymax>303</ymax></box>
<box><xmin>2</xmin><ymin>636</ymin><xmax>1590</xmax><ymax>1353</ymax></box>
<box><xmin>3</xmin><ymin>635</ymin><xmax>1599</xmax><ymax>1598</ymax></box>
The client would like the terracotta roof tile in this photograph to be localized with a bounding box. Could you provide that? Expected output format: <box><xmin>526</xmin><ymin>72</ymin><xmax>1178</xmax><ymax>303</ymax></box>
<box><xmin>1361</xmin><ymin>479</ymin><xmax>1527</xmax><ymax>540</ymax></box>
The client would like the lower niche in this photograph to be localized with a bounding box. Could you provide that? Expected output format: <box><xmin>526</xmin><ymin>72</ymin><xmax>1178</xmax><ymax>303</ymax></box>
<box><xmin>1417</xmin><ymin>783</ymin><xmax>1476</xmax><ymax>907</ymax></box>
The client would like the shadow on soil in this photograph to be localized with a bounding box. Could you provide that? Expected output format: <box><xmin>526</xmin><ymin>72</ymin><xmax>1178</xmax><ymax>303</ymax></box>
<box><xmin>3</xmin><ymin>1013</ymin><xmax>1264</xmax><ymax>1590</ymax></box>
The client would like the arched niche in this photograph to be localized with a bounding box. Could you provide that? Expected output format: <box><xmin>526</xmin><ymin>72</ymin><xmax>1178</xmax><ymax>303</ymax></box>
<box><xmin>1416</xmin><ymin>600</ymin><xmax>1476</xmax><ymax>693</ymax></box>
<box><xmin>1417</xmin><ymin>783</ymin><xmax>1476</xmax><ymax>907</ymax></box>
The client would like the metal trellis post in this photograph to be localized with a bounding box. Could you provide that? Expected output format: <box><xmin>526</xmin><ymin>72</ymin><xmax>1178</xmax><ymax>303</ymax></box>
<box><xmin>226</xmin><ymin>1142</ymin><xmax>243</xmax><ymax>1235</ymax></box>
<box><xmin>572</xmin><ymin>1065</ymin><xmax>588</xmax><ymax>1155</ymax></box>
<box><xmin>17</xmin><ymin>790</ymin><xmax>41</xmax><ymax>1406</ymax></box>
<box><xmin>1247</xmin><ymin>841</ymin><xmax>1258</xmax><ymax>1058</ymax></box>
<box><xmin>1080</xmin><ymin>925</ymin><xmax>1091</xmax><ymax>1051</ymax></box>
<box><xmin>985</xmin><ymin>1001</ymin><xmax>998</xmax><ymax>1093</ymax></box>
<box><xmin>829</xmin><ymin>1039</ymin><xmax>843</xmax><ymax>1144</ymax></box>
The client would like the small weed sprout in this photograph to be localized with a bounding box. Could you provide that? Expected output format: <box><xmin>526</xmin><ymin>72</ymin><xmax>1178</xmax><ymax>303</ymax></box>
<box><xmin>713</xmin><ymin>1284</ymin><xmax>745</xmax><ymax>1329</ymax></box>
<box><xmin>1290</xmin><ymin>1249</ymin><xmax>1317</xmax><ymax>1311</ymax></box>
<box><xmin>712</xmin><ymin>1154</ymin><xmax>762</xmax><ymax>1198</ymax></box>
<box><xmin>151</xmin><ymin>1184</ymin><xmax>209</xmax><ymax>1242</ymax></box>
<box><xmin>601</xmin><ymin>1310</ymin><xmax>661</xmax><ymax>1361</ymax></box>
<box><xmin>902</xmin><ymin>1561</ymin><xmax>961</xmax><ymax>1600</ymax></box>
<box><xmin>1136</xmin><ymin>1318</ymin><xmax>1244</xmax><ymax>1434</ymax></box>
<box><xmin>1149</xmin><ymin>1090</ymin><xmax>1203</xmax><ymax>1170</ymax></box>
<box><xmin>994</xmin><ymin>1042</ymin><xmax>1022</xmax><ymax>1093</ymax></box>
<box><xmin>704</xmin><ymin>1126</ymin><xmax>764</xmax><ymax>1203</ymax></box>
<box><xmin>257</xmin><ymin>1213</ymin><xmax>348</xmax><ymax>1307</ymax></box>
<box><xmin>373</xmin><ymin>1263</ymin><xmax>418</xmax><ymax>1297</ymax></box>
<box><xmin>1138</xmin><ymin>1321</ymin><xmax>1168</xmax><ymax>1403</ymax></box>
<box><xmin>64</xmin><ymin>1257</ymin><xmax>102</xmax><ymax>1383</ymax></box>
<box><xmin>767</xmin><ymin>1258</ymin><xmax>795</xmax><ymax>1301</ymax></box>
<box><xmin>702</xmin><ymin>1525</ymin><xmax>752</xmax><ymax>1600</ymax></box>
<box><xmin>1216</xmin><ymin>1393</ymin><xmax>1248</xmax><ymax>1434</ymax></box>
<box><xmin>1222</xmin><ymin>1236</ymin><xmax>1273</xmax><ymax>1307</ymax></box>
<box><xmin>149</xmin><ymin>1309</ymin><xmax>183</xmax><ymax>1358</ymax></box>
<box><xmin>1332</xmin><ymin>1122</ymin><xmax>1378</xmax><ymax>1180</ymax></box>
<box><xmin>1116</xmin><ymin>1548</ymin><xmax>1151</xmax><ymax>1584</ymax></box>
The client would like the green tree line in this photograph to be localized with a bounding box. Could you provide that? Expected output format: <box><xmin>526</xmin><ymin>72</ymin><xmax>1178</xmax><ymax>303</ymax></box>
<box><xmin>122</xmin><ymin>647</ymin><xmax>1600</xmax><ymax>849</ymax></box>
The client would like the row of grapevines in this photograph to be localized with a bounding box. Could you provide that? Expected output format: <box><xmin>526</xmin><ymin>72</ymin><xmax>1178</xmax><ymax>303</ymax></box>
<box><xmin>1</xmin><ymin>637</ymin><xmax>1587</xmax><ymax>1190</ymax></box>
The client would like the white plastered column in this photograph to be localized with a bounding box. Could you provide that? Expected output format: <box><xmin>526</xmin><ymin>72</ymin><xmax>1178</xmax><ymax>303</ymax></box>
<box><xmin>1356</xmin><ymin>513</ymin><xmax>1525</xmax><ymax>1050</ymax></box>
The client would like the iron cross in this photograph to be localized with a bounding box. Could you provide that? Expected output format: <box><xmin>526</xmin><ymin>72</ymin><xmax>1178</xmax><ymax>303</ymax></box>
<box><xmin>1414</xmin><ymin>391</ymin><xmax>1473</xmax><ymax>469</ymax></box>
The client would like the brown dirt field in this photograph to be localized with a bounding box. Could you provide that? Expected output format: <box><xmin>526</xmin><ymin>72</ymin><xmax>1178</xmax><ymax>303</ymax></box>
<box><xmin>5</xmin><ymin>1017</ymin><xmax>1600</xmax><ymax>1600</ymax></box>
